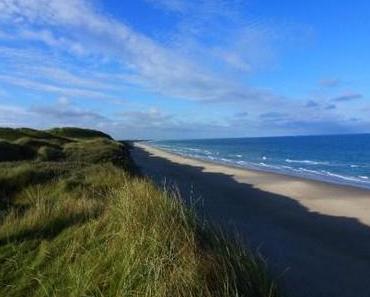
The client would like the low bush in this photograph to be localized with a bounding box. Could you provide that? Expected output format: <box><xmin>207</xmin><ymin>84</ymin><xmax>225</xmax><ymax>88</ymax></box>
<box><xmin>37</xmin><ymin>146</ymin><xmax>65</xmax><ymax>162</ymax></box>
<box><xmin>0</xmin><ymin>127</ymin><xmax>27</xmax><ymax>141</ymax></box>
<box><xmin>0</xmin><ymin>140</ymin><xmax>35</xmax><ymax>162</ymax></box>
<box><xmin>15</xmin><ymin>137</ymin><xmax>62</xmax><ymax>150</ymax></box>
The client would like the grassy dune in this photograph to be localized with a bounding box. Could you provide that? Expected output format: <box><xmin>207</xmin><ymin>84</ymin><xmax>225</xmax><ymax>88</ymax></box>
<box><xmin>0</xmin><ymin>127</ymin><xmax>279</xmax><ymax>297</ymax></box>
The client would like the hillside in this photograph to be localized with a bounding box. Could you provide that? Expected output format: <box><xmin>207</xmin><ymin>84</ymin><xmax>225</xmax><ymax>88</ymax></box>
<box><xmin>0</xmin><ymin>127</ymin><xmax>279</xmax><ymax>297</ymax></box>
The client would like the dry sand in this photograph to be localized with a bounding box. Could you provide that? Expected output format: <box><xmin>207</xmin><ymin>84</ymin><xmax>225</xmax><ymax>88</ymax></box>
<box><xmin>132</xmin><ymin>143</ymin><xmax>370</xmax><ymax>297</ymax></box>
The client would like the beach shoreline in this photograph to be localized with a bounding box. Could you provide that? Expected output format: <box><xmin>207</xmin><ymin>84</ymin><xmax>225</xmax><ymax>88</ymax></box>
<box><xmin>145</xmin><ymin>142</ymin><xmax>370</xmax><ymax>190</ymax></box>
<box><xmin>133</xmin><ymin>142</ymin><xmax>370</xmax><ymax>296</ymax></box>
<box><xmin>146</xmin><ymin>140</ymin><xmax>370</xmax><ymax>190</ymax></box>
<box><xmin>135</xmin><ymin>142</ymin><xmax>370</xmax><ymax>226</ymax></box>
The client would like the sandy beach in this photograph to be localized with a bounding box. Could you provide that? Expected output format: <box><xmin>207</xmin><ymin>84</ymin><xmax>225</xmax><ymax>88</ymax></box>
<box><xmin>132</xmin><ymin>143</ymin><xmax>370</xmax><ymax>297</ymax></box>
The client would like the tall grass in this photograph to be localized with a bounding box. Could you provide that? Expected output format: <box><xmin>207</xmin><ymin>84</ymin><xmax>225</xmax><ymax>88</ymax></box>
<box><xmin>0</xmin><ymin>164</ymin><xmax>278</xmax><ymax>297</ymax></box>
<box><xmin>0</xmin><ymin>127</ymin><xmax>279</xmax><ymax>297</ymax></box>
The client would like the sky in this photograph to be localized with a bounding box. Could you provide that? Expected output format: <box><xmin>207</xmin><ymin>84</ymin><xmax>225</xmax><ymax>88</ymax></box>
<box><xmin>0</xmin><ymin>0</ymin><xmax>369</xmax><ymax>140</ymax></box>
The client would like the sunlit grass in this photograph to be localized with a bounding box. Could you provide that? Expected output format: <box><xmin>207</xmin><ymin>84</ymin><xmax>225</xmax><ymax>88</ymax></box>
<box><xmin>0</xmin><ymin>127</ymin><xmax>279</xmax><ymax>297</ymax></box>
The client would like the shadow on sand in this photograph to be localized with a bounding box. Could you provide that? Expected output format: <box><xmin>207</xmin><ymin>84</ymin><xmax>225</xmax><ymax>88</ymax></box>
<box><xmin>132</xmin><ymin>146</ymin><xmax>370</xmax><ymax>297</ymax></box>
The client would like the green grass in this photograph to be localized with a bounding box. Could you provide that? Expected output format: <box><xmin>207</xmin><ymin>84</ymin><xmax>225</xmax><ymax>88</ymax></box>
<box><xmin>0</xmin><ymin>127</ymin><xmax>279</xmax><ymax>297</ymax></box>
<box><xmin>0</xmin><ymin>128</ymin><xmax>70</xmax><ymax>142</ymax></box>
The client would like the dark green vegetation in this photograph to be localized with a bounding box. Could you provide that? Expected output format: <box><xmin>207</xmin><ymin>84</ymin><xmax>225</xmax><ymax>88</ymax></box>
<box><xmin>0</xmin><ymin>127</ymin><xmax>279</xmax><ymax>297</ymax></box>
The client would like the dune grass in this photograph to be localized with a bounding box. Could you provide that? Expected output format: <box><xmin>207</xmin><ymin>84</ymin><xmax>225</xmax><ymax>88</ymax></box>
<box><xmin>0</xmin><ymin>127</ymin><xmax>279</xmax><ymax>297</ymax></box>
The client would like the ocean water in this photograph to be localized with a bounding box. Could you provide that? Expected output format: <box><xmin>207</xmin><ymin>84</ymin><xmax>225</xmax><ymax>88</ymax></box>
<box><xmin>149</xmin><ymin>134</ymin><xmax>370</xmax><ymax>189</ymax></box>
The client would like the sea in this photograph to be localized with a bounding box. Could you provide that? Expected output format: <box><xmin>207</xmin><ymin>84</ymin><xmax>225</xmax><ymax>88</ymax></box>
<box><xmin>149</xmin><ymin>134</ymin><xmax>370</xmax><ymax>190</ymax></box>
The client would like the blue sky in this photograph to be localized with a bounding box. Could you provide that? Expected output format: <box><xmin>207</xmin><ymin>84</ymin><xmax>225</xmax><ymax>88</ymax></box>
<box><xmin>0</xmin><ymin>0</ymin><xmax>369</xmax><ymax>139</ymax></box>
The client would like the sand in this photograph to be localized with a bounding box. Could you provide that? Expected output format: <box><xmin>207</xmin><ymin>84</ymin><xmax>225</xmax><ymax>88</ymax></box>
<box><xmin>132</xmin><ymin>143</ymin><xmax>370</xmax><ymax>297</ymax></box>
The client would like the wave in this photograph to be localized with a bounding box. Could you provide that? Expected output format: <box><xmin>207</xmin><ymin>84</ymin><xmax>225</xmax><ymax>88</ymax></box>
<box><xmin>298</xmin><ymin>167</ymin><xmax>325</xmax><ymax>175</ymax></box>
<box><xmin>285</xmin><ymin>158</ymin><xmax>328</xmax><ymax>165</ymax></box>
<box><xmin>259</xmin><ymin>162</ymin><xmax>282</xmax><ymax>170</ymax></box>
<box><xmin>320</xmin><ymin>170</ymin><xmax>370</xmax><ymax>184</ymax></box>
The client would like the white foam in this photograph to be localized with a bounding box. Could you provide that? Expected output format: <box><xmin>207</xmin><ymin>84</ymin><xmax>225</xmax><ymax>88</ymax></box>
<box><xmin>259</xmin><ymin>162</ymin><xmax>281</xmax><ymax>170</ymax></box>
<box><xmin>298</xmin><ymin>167</ymin><xmax>324</xmax><ymax>175</ymax></box>
<box><xmin>322</xmin><ymin>171</ymin><xmax>365</xmax><ymax>183</ymax></box>
<box><xmin>220</xmin><ymin>158</ymin><xmax>232</xmax><ymax>163</ymax></box>
<box><xmin>285</xmin><ymin>159</ymin><xmax>328</xmax><ymax>165</ymax></box>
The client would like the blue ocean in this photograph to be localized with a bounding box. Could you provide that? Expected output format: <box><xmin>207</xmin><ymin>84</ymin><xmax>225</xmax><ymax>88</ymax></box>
<box><xmin>149</xmin><ymin>134</ymin><xmax>370</xmax><ymax>189</ymax></box>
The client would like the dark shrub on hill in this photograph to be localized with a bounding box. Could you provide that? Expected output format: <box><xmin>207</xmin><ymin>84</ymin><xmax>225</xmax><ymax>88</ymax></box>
<box><xmin>0</xmin><ymin>140</ymin><xmax>35</xmax><ymax>162</ymax></box>
<box><xmin>37</xmin><ymin>146</ymin><xmax>65</xmax><ymax>161</ymax></box>
<box><xmin>0</xmin><ymin>128</ymin><xmax>26</xmax><ymax>141</ymax></box>
<box><xmin>16</xmin><ymin>128</ymin><xmax>72</xmax><ymax>144</ymax></box>
<box><xmin>15</xmin><ymin>137</ymin><xmax>63</xmax><ymax>150</ymax></box>
<box><xmin>17</xmin><ymin>128</ymin><xmax>54</xmax><ymax>139</ymax></box>
<box><xmin>49</xmin><ymin>127</ymin><xmax>113</xmax><ymax>140</ymax></box>
<box><xmin>0</xmin><ymin>128</ymin><xmax>71</xmax><ymax>144</ymax></box>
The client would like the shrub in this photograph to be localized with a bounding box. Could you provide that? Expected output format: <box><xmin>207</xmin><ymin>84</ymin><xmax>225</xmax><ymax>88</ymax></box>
<box><xmin>0</xmin><ymin>127</ymin><xmax>26</xmax><ymax>141</ymax></box>
<box><xmin>15</xmin><ymin>137</ymin><xmax>63</xmax><ymax>150</ymax></box>
<box><xmin>37</xmin><ymin>146</ymin><xmax>65</xmax><ymax>161</ymax></box>
<box><xmin>0</xmin><ymin>140</ymin><xmax>35</xmax><ymax>162</ymax></box>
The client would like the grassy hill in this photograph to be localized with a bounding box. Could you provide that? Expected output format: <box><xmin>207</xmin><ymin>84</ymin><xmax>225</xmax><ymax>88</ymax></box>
<box><xmin>48</xmin><ymin>127</ymin><xmax>113</xmax><ymax>140</ymax></box>
<box><xmin>0</xmin><ymin>127</ymin><xmax>279</xmax><ymax>297</ymax></box>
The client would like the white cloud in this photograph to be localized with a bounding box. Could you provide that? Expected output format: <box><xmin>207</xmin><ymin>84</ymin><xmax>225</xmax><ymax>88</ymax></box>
<box><xmin>320</xmin><ymin>78</ymin><xmax>341</xmax><ymax>88</ymax></box>
<box><xmin>0</xmin><ymin>104</ymin><xmax>33</xmax><ymax>127</ymax></box>
<box><xmin>0</xmin><ymin>46</ymin><xmax>133</xmax><ymax>103</ymax></box>
<box><xmin>0</xmin><ymin>0</ymin><xmax>286</xmax><ymax>105</ymax></box>
<box><xmin>0</xmin><ymin>100</ymin><xmax>111</xmax><ymax>129</ymax></box>
<box><xmin>331</xmin><ymin>93</ymin><xmax>363</xmax><ymax>102</ymax></box>
<box><xmin>0</xmin><ymin>74</ymin><xmax>117</xmax><ymax>100</ymax></box>
<box><xmin>121</xmin><ymin>108</ymin><xmax>174</xmax><ymax>128</ymax></box>
<box><xmin>19</xmin><ymin>29</ymin><xmax>86</xmax><ymax>56</ymax></box>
